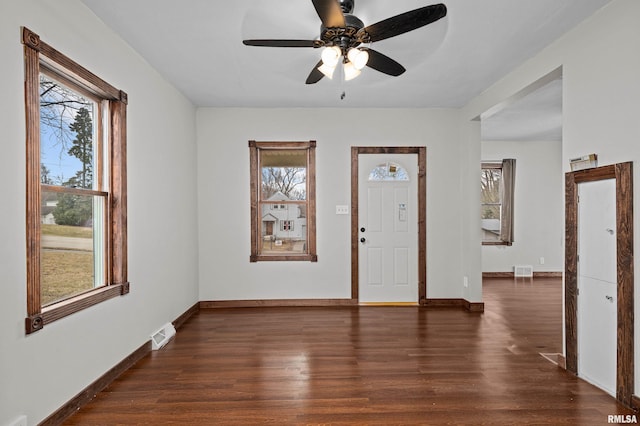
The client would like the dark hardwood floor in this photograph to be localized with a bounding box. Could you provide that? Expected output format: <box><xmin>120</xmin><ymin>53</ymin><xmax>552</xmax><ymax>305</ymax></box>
<box><xmin>64</xmin><ymin>278</ymin><xmax>634</xmax><ymax>425</ymax></box>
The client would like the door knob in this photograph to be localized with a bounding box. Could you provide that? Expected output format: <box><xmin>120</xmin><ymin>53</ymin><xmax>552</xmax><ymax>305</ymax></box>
<box><xmin>360</xmin><ymin>227</ymin><xmax>366</xmax><ymax>232</ymax></box>
<box><xmin>360</xmin><ymin>237</ymin><xmax>366</xmax><ymax>243</ymax></box>
<box><xmin>606</xmin><ymin>228</ymin><xmax>614</xmax><ymax>235</ymax></box>
<box><xmin>606</xmin><ymin>295</ymin><xmax>613</xmax><ymax>302</ymax></box>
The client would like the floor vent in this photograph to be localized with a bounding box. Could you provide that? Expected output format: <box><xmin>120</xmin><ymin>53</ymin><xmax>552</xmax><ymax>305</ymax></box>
<box><xmin>514</xmin><ymin>265</ymin><xmax>534</xmax><ymax>277</ymax></box>
<box><xmin>151</xmin><ymin>323</ymin><xmax>176</xmax><ymax>350</ymax></box>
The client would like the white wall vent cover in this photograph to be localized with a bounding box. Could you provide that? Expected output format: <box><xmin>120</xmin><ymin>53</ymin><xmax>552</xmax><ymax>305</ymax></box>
<box><xmin>514</xmin><ymin>265</ymin><xmax>534</xmax><ymax>277</ymax></box>
<box><xmin>151</xmin><ymin>323</ymin><xmax>176</xmax><ymax>350</ymax></box>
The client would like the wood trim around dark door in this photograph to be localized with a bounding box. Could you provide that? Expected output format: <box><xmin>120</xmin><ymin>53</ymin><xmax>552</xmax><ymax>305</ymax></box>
<box><xmin>350</xmin><ymin>147</ymin><xmax>427</xmax><ymax>304</ymax></box>
<box><xmin>565</xmin><ymin>161</ymin><xmax>634</xmax><ymax>408</ymax></box>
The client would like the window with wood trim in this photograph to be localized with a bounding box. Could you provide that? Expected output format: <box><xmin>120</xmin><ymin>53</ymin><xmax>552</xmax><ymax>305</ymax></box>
<box><xmin>22</xmin><ymin>27</ymin><xmax>128</xmax><ymax>334</ymax></box>
<box><xmin>481</xmin><ymin>159</ymin><xmax>516</xmax><ymax>245</ymax></box>
<box><xmin>249</xmin><ymin>141</ymin><xmax>317</xmax><ymax>262</ymax></box>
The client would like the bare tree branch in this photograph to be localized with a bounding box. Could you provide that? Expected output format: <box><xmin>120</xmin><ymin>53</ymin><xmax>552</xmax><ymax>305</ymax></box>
<box><xmin>39</xmin><ymin>76</ymin><xmax>91</xmax><ymax>152</ymax></box>
<box><xmin>262</xmin><ymin>167</ymin><xmax>306</xmax><ymax>200</ymax></box>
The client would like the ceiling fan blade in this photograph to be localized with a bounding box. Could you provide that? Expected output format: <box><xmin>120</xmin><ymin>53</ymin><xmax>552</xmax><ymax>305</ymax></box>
<box><xmin>311</xmin><ymin>0</ymin><xmax>345</xmax><ymax>28</ymax></box>
<box><xmin>305</xmin><ymin>60</ymin><xmax>325</xmax><ymax>84</ymax></box>
<box><xmin>358</xmin><ymin>4</ymin><xmax>447</xmax><ymax>43</ymax></box>
<box><xmin>361</xmin><ymin>48</ymin><xmax>406</xmax><ymax>76</ymax></box>
<box><xmin>243</xmin><ymin>39</ymin><xmax>321</xmax><ymax>48</ymax></box>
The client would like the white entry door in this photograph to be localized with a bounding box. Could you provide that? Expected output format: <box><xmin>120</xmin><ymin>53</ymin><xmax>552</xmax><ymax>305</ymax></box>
<box><xmin>358</xmin><ymin>154</ymin><xmax>418</xmax><ymax>303</ymax></box>
<box><xmin>577</xmin><ymin>179</ymin><xmax>617</xmax><ymax>397</ymax></box>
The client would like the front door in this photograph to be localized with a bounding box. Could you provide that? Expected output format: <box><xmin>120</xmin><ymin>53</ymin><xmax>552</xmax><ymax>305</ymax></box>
<box><xmin>577</xmin><ymin>178</ymin><xmax>617</xmax><ymax>396</ymax></box>
<box><xmin>358</xmin><ymin>154</ymin><xmax>418</xmax><ymax>303</ymax></box>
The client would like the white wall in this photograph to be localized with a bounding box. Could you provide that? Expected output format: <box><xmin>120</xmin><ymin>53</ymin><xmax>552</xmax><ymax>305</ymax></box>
<box><xmin>4</xmin><ymin>0</ymin><xmax>637</xmax><ymax>421</ymax></box>
<box><xmin>458</xmin><ymin>119</ymin><xmax>483</xmax><ymax>302</ymax></box>
<box><xmin>481</xmin><ymin>140</ymin><xmax>564</xmax><ymax>273</ymax></box>
<box><xmin>463</xmin><ymin>0</ymin><xmax>640</xmax><ymax>395</ymax></box>
<box><xmin>196</xmin><ymin>108</ymin><xmax>478</xmax><ymax>302</ymax></box>
<box><xmin>0</xmin><ymin>1</ymin><xmax>199</xmax><ymax>425</ymax></box>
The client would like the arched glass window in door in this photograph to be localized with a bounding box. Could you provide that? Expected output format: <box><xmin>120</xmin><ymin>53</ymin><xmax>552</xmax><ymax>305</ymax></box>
<box><xmin>368</xmin><ymin>162</ymin><xmax>410</xmax><ymax>181</ymax></box>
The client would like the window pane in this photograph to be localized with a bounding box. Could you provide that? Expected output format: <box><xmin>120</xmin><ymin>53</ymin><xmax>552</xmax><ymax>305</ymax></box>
<box><xmin>260</xmin><ymin>202</ymin><xmax>307</xmax><ymax>255</ymax></box>
<box><xmin>481</xmin><ymin>168</ymin><xmax>502</xmax><ymax>206</ymax></box>
<box><xmin>40</xmin><ymin>74</ymin><xmax>96</xmax><ymax>189</ymax></box>
<box><xmin>368</xmin><ymin>162</ymin><xmax>410</xmax><ymax>181</ymax></box>
<box><xmin>260</xmin><ymin>150</ymin><xmax>307</xmax><ymax>201</ymax></box>
<box><xmin>481</xmin><ymin>168</ymin><xmax>502</xmax><ymax>241</ymax></box>
<box><xmin>40</xmin><ymin>190</ymin><xmax>105</xmax><ymax>306</ymax></box>
<box><xmin>481</xmin><ymin>206</ymin><xmax>502</xmax><ymax>242</ymax></box>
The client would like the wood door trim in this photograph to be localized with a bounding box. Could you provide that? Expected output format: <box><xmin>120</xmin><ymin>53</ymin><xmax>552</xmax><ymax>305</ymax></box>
<box><xmin>565</xmin><ymin>161</ymin><xmax>634</xmax><ymax>408</ymax></box>
<box><xmin>350</xmin><ymin>147</ymin><xmax>427</xmax><ymax>304</ymax></box>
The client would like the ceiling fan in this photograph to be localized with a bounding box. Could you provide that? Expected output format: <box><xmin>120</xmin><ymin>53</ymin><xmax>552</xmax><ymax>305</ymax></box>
<box><xmin>243</xmin><ymin>0</ymin><xmax>447</xmax><ymax>84</ymax></box>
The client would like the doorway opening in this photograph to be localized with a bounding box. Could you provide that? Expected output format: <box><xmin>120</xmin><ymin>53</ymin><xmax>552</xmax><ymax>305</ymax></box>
<box><xmin>565</xmin><ymin>162</ymin><xmax>634</xmax><ymax>407</ymax></box>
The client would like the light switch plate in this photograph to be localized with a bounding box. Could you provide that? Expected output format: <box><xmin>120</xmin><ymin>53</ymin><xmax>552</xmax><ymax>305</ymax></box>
<box><xmin>335</xmin><ymin>205</ymin><xmax>349</xmax><ymax>215</ymax></box>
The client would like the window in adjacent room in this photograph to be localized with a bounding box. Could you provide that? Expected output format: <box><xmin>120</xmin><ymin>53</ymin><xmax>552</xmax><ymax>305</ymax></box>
<box><xmin>22</xmin><ymin>27</ymin><xmax>129</xmax><ymax>334</ymax></box>
<box><xmin>249</xmin><ymin>141</ymin><xmax>317</xmax><ymax>262</ymax></box>
<box><xmin>481</xmin><ymin>159</ymin><xmax>516</xmax><ymax>245</ymax></box>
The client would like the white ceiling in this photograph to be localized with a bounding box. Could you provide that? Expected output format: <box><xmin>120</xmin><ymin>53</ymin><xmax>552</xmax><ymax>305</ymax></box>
<box><xmin>482</xmin><ymin>78</ymin><xmax>563</xmax><ymax>141</ymax></box>
<box><xmin>81</xmin><ymin>0</ymin><xmax>609</xmax><ymax>139</ymax></box>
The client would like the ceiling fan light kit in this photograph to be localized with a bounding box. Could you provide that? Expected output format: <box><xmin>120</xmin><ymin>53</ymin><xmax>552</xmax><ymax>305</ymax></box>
<box><xmin>317</xmin><ymin>45</ymin><xmax>368</xmax><ymax>80</ymax></box>
<box><xmin>318</xmin><ymin>61</ymin><xmax>337</xmax><ymax>79</ymax></box>
<box><xmin>243</xmin><ymin>0</ymin><xmax>447</xmax><ymax>84</ymax></box>
<box><xmin>347</xmin><ymin>47</ymin><xmax>369</xmax><ymax>70</ymax></box>
<box><xmin>321</xmin><ymin>45</ymin><xmax>342</xmax><ymax>67</ymax></box>
<box><xmin>343</xmin><ymin>61</ymin><xmax>361</xmax><ymax>81</ymax></box>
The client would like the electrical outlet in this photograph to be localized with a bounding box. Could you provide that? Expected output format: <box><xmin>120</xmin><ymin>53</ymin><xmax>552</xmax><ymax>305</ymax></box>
<box><xmin>539</xmin><ymin>257</ymin><xmax>545</xmax><ymax>265</ymax></box>
<box><xmin>463</xmin><ymin>276</ymin><xmax>469</xmax><ymax>288</ymax></box>
<box><xmin>335</xmin><ymin>205</ymin><xmax>349</xmax><ymax>215</ymax></box>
